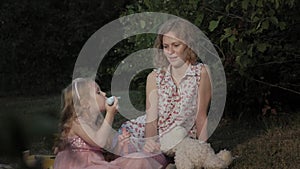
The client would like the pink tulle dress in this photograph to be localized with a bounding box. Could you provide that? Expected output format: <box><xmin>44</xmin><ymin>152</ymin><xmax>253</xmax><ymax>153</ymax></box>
<box><xmin>54</xmin><ymin>136</ymin><xmax>162</xmax><ymax>169</ymax></box>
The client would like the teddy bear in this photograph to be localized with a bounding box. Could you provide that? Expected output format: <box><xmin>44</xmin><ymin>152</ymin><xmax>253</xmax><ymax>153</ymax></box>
<box><xmin>160</xmin><ymin>126</ymin><xmax>232</xmax><ymax>169</ymax></box>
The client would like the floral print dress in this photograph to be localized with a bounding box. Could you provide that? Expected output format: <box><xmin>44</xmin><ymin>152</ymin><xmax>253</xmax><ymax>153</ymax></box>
<box><xmin>121</xmin><ymin>63</ymin><xmax>203</xmax><ymax>148</ymax></box>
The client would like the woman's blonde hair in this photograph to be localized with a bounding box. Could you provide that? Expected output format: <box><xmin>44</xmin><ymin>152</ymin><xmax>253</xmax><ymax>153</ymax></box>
<box><xmin>153</xmin><ymin>19</ymin><xmax>199</xmax><ymax>69</ymax></box>
<box><xmin>54</xmin><ymin>78</ymin><xmax>103</xmax><ymax>151</ymax></box>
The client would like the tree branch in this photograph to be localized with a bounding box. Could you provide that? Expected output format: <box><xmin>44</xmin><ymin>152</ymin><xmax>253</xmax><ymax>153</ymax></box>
<box><xmin>203</xmin><ymin>6</ymin><xmax>244</xmax><ymax>21</ymax></box>
<box><xmin>248</xmin><ymin>60</ymin><xmax>300</xmax><ymax>67</ymax></box>
<box><xmin>250</xmin><ymin>78</ymin><xmax>300</xmax><ymax>95</ymax></box>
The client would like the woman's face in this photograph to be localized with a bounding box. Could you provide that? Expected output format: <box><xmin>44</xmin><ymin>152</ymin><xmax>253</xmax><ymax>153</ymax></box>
<box><xmin>162</xmin><ymin>31</ymin><xmax>188</xmax><ymax>68</ymax></box>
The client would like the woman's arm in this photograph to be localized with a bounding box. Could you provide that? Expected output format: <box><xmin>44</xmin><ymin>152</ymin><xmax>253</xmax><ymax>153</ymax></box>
<box><xmin>144</xmin><ymin>71</ymin><xmax>161</xmax><ymax>152</ymax></box>
<box><xmin>196</xmin><ymin>65</ymin><xmax>211</xmax><ymax>141</ymax></box>
<box><xmin>145</xmin><ymin>71</ymin><xmax>159</xmax><ymax>138</ymax></box>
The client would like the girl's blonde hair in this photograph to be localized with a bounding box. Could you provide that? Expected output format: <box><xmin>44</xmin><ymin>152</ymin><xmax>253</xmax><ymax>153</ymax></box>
<box><xmin>54</xmin><ymin>78</ymin><xmax>103</xmax><ymax>151</ymax></box>
<box><xmin>153</xmin><ymin>19</ymin><xmax>199</xmax><ymax>69</ymax></box>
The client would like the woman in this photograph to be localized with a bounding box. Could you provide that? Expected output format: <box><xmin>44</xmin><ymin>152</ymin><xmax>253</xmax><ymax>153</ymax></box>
<box><xmin>121</xmin><ymin>18</ymin><xmax>211</xmax><ymax>167</ymax></box>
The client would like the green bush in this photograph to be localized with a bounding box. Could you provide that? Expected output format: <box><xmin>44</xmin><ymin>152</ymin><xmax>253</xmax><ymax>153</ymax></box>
<box><xmin>110</xmin><ymin>0</ymin><xmax>299</xmax><ymax>120</ymax></box>
<box><xmin>1</xmin><ymin>0</ymin><xmax>298</xmax><ymax>120</ymax></box>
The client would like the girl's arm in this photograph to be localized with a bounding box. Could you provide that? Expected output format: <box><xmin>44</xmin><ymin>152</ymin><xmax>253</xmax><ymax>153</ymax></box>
<box><xmin>196</xmin><ymin>65</ymin><xmax>211</xmax><ymax>141</ymax></box>
<box><xmin>71</xmin><ymin>120</ymin><xmax>99</xmax><ymax>147</ymax></box>
<box><xmin>144</xmin><ymin>71</ymin><xmax>160</xmax><ymax>152</ymax></box>
<box><xmin>72</xmin><ymin>98</ymin><xmax>118</xmax><ymax>148</ymax></box>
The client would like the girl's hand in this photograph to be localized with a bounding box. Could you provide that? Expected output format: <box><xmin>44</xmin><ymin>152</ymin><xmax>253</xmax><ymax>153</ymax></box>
<box><xmin>105</xmin><ymin>97</ymin><xmax>118</xmax><ymax>116</ymax></box>
<box><xmin>143</xmin><ymin>139</ymin><xmax>160</xmax><ymax>153</ymax></box>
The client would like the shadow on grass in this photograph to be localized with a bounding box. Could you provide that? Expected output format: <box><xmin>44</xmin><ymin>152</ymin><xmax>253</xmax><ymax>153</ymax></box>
<box><xmin>208</xmin><ymin>111</ymin><xmax>299</xmax><ymax>169</ymax></box>
<box><xmin>208</xmin><ymin>118</ymin><xmax>264</xmax><ymax>152</ymax></box>
<box><xmin>0</xmin><ymin>96</ymin><xmax>60</xmax><ymax>167</ymax></box>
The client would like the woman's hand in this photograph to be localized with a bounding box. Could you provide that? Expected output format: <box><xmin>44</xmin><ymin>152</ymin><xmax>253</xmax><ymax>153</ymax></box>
<box><xmin>116</xmin><ymin>128</ymin><xmax>131</xmax><ymax>155</ymax></box>
<box><xmin>118</xmin><ymin>129</ymin><xmax>130</xmax><ymax>146</ymax></box>
<box><xmin>143</xmin><ymin>139</ymin><xmax>160</xmax><ymax>153</ymax></box>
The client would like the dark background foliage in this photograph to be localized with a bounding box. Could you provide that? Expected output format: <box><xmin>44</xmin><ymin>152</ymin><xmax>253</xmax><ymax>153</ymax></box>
<box><xmin>1</xmin><ymin>0</ymin><xmax>299</xmax><ymax>119</ymax></box>
<box><xmin>0</xmin><ymin>0</ymin><xmax>130</xmax><ymax>96</ymax></box>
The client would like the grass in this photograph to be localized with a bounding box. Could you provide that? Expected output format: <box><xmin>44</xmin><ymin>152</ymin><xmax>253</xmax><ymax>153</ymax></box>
<box><xmin>209</xmin><ymin>112</ymin><xmax>300</xmax><ymax>169</ymax></box>
<box><xmin>0</xmin><ymin>95</ymin><xmax>299</xmax><ymax>169</ymax></box>
<box><xmin>229</xmin><ymin>114</ymin><xmax>300</xmax><ymax>169</ymax></box>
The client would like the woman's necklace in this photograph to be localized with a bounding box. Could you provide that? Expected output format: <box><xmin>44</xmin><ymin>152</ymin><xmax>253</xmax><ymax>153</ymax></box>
<box><xmin>171</xmin><ymin>74</ymin><xmax>182</xmax><ymax>87</ymax></box>
<box><xmin>170</xmin><ymin>68</ymin><xmax>182</xmax><ymax>100</ymax></box>
<box><xmin>170</xmin><ymin>68</ymin><xmax>185</xmax><ymax>93</ymax></box>
<box><xmin>170</xmin><ymin>66</ymin><xmax>185</xmax><ymax>86</ymax></box>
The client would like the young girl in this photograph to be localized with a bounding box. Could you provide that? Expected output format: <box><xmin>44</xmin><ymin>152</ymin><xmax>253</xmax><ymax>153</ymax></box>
<box><xmin>53</xmin><ymin>78</ymin><xmax>162</xmax><ymax>169</ymax></box>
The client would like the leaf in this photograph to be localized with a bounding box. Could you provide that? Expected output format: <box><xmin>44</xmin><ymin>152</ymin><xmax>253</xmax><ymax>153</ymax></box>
<box><xmin>194</xmin><ymin>13</ymin><xmax>204</xmax><ymax>26</ymax></box>
<box><xmin>269</xmin><ymin>16</ymin><xmax>278</xmax><ymax>25</ymax></box>
<box><xmin>236</xmin><ymin>55</ymin><xmax>241</xmax><ymax>66</ymax></box>
<box><xmin>242</xmin><ymin>0</ymin><xmax>250</xmax><ymax>10</ymax></box>
<box><xmin>256</xmin><ymin>21</ymin><xmax>261</xmax><ymax>29</ymax></box>
<box><xmin>252</xmin><ymin>16</ymin><xmax>260</xmax><ymax>22</ymax></box>
<box><xmin>209</xmin><ymin>20</ymin><xmax>219</xmax><ymax>32</ymax></box>
<box><xmin>224</xmin><ymin>27</ymin><xmax>232</xmax><ymax>35</ymax></box>
<box><xmin>278</xmin><ymin>22</ymin><xmax>286</xmax><ymax>30</ymax></box>
<box><xmin>268</xmin><ymin>9</ymin><xmax>275</xmax><ymax>16</ymax></box>
<box><xmin>208</xmin><ymin>16</ymin><xmax>223</xmax><ymax>32</ymax></box>
<box><xmin>228</xmin><ymin>35</ymin><xmax>237</xmax><ymax>45</ymax></box>
<box><xmin>263</xmin><ymin>55</ymin><xmax>272</xmax><ymax>62</ymax></box>
<box><xmin>189</xmin><ymin>0</ymin><xmax>198</xmax><ymax>10</ymax></box>
<box><xmin>144</xmin><ymin>0</ymin><xmax>152</xmax><ymax>8</ymax></box>
<box><xmin>250</xmin><ymin>0</ymin><xmax>257</xmax><ymax>6</ymax></box>
<box><xmin>247</xmin><ymin>44</ymin><xmax>254</xmax><ymax>57</ymax></box>
<box><xmin>257</xmin><ymin>0</ymin><xmax>263</xmax><ymax>7</ymax></box>
<box><xmin>225</xmin><ymin>4</ymin><xmax>230</xmax><ymax>12</ymax></box>
<box><xmin>261</xmin><ymin>20</ymin><xmax>269</xmax><ymax>30</ymax></box>
<box><xmin>220</xmin><ymin>27</ymin><xmax>232</xmax><ymax>43</ymax></box>
<box><xmin>257</xmin><ymin>43</ymin><xmax>268</xmax><ymax>53</ymax></box>
<box><xmin>275</xmin><ymin>0</ymin><xmax>280</xmax><ymax>9</ymax></box>
<box><xmin>245</xmin><ymin>28</ymin><xmax>255</xmax><ymax>35</ymax></box>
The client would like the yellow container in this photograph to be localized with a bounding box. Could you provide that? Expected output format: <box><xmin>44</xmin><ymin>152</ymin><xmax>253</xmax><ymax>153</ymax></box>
<box><xmin>41</xmin><ymin>155</ymin><xmax>56</xmax><ymax>169</ymax></box>
<box><xmin>23</xmin><ymin>150</ymin><xmax>56</xmax><ymax>169</ymax></box>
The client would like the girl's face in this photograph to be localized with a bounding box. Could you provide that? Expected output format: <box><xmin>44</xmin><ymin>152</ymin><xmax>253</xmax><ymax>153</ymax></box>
<box><xmin>94</xmin><ymin>83</ymin><xmax>106</xmax><ymax>112</ymax></box>
<box><xmin>162</xmin><ymin>31</ymin><xmax>188</xmax><ymax>68</ymax></box>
